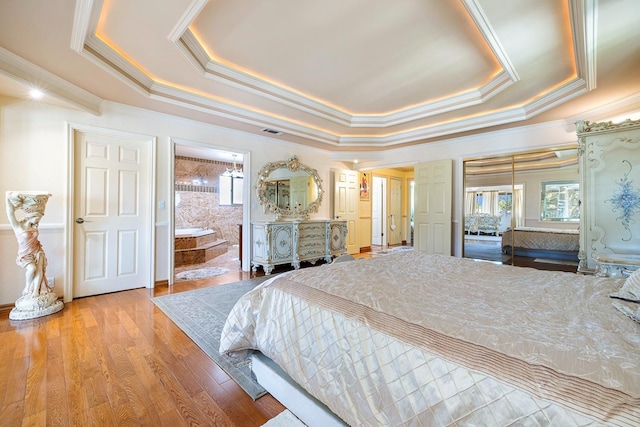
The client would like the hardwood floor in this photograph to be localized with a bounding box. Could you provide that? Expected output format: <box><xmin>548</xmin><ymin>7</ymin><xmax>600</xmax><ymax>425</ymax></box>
<box><xmin>0</xmin><ymin>265</ymin><xmax>285</xmax><ymax>426</ymax></box>
<box><xmin>1</xmin><ymin>244</ymin><xmax>570</xmax><ymax>426</ymax></box>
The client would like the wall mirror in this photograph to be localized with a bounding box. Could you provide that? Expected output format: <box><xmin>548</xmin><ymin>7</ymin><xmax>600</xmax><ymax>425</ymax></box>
<box><xmin>463</xmin><ymin>146</ymin><xmax>580</xmax><ymax>268</ymax></box>
<box><xmin>256</xmin><ymin>156</ymin><xmax>324</xmax><ymax>220</ymax></box>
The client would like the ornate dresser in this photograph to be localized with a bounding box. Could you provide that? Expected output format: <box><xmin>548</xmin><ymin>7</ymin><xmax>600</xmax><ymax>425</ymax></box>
<box><xmin>251</xmin><ymin>220</ymin><xmax>348</xmax><ymax>274</ymax></box>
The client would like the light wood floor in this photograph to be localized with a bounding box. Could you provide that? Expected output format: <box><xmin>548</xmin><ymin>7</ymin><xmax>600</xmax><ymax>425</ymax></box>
<box><xmin>0</xmin><ymin>268</ymin><xmax>287</xmax><ymax>426</ymax></box>
<box><xmin>0</xmin><ymin>242</ymin><xmax>378</xmax><ymax>426</ymax></box>
<box><xmin>2</xmin><ymin>244</ymin><xmax>569</xmax><ymax>426</ymax></box>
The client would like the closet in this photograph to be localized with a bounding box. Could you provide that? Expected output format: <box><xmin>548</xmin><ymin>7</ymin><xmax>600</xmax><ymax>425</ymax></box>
<box><xmin>463</xmin><ymin>146</ymin><xmax>580</xmax><ymax>268</ymax></box>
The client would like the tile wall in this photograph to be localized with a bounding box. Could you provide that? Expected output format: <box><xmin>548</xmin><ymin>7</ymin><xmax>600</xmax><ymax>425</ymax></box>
<box><xmin>174</xmin><ymin>156</ymin><xmax>242</xmax><ymax>245</ymax></box>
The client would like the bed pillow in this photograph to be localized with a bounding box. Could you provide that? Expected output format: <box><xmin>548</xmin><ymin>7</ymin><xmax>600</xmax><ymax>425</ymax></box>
<box><xmin>610</xmin><ymin>268</ymin><xmax>640</xmax><ymax>303</ymax></box>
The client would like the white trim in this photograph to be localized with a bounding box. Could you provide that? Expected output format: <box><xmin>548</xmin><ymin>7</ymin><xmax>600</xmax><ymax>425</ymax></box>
<box><xmin>167</xmin><ymin>0</ymin><xmax>209</xmax><ymax>42</ymax></box>
<box><xmin>569</xmin><ymin>0</ymin><xmax>598</xmax><ymax>90</ymax></box>
<box><xmin>461</xmin><ymin>0</ymin><xmax>519</xmax><ymax>82</ymax></box>
<box><xmin>0</xmin><ymin>47</ymin><xmax>102</xmax><ymax>114</ymax></box>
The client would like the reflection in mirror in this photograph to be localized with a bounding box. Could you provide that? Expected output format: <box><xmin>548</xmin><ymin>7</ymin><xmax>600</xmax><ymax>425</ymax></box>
<box><xmin>540</xmin><ymin>180</ymin><xmax>580</xmax><ymax>222</ymax></box>
<box><xmin>256</xmin><ymin>156</ymin><xmax>323</xmax><ymax>220</ymax></box>
<box><xmin>463</xmin><ymin>146</ymin><xmax>579</xmax><ymax>270</ymax></box>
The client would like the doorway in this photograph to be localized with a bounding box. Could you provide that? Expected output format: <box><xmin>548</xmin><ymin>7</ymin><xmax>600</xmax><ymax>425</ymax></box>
<box><xmin>172</xmin><ymin>143</ymin><xmax>246</xmax><ymax>283</ymax></box>
<box><xmin>372</xmin><ymin>176</ymin><xmax>387</xmax><ymax>246</ymax></box>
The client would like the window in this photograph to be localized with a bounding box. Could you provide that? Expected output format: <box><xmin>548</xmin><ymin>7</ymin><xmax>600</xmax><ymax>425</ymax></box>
<box><xmin>219</xmin><ymin>155</ymin><xmax>243</xmax><ymax>206</ymax></box>
<box><xmin>540</xmin><ymin>180</ymin><xmax>579</xmax><ymax>221</ymax></box>
<box><xmin>498</xmin><ymin>192</ymin><xmax>512</xmax><ymax>215</ymax></box>
<box><xmin>219</xmin><ymin>175</ymin><xmax>243</xmax><ymax>205</ymax></box>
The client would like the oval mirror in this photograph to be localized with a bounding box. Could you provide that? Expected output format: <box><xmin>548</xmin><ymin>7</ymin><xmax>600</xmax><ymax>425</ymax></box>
<box><xmin>256</xmin><ymin>156</ymin><xmax>324</xmax><ymax>220</ymax></box>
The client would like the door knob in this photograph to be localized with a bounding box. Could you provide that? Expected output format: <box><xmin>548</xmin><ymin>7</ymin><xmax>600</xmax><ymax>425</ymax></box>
<box><xmin>75</xmin><ymin>217</ymin><xmax>90</xmax><ymax>224</ymax></box>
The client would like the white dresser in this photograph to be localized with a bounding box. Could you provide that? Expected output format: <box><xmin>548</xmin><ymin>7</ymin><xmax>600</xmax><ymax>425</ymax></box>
<box><xmin>251</xmin><ymin>220</ymin><xmax>348</xmax><ymax>274</ymax></box>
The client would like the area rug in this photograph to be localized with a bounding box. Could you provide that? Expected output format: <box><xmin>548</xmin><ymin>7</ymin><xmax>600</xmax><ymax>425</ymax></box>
<box><xmin>174</xmin><ymin>266</ymin><xmax>230</xmax><ymax>281</ymax></box>
<box><xmin>152</xmin><ymin>276</ymin><xmax>272</xmax><ymax>399</ymax></box>
<box><xmin>464</xmin><ymin>241</ymin><xmax>504</xmax><ymax>262</ymax></box>
<box><xmin>371</xmin><ymin>246</ymin><xmax>414</xmax><ymax>255</ymax></box>
<box><xmin>262</xmin><ymin>410</ymin><xmax>306</xmax><ymax>427</ymax></box>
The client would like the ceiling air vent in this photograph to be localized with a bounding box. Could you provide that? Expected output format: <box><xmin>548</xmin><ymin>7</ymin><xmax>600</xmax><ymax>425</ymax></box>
<box><xmin>261</xmin><ymin>128</ymin><xmax>284</xmax><ymax>136</ymax></box>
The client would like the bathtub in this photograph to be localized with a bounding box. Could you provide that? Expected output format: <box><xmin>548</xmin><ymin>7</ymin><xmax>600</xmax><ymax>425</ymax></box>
<box><xmin>175</xmin><ymin>228</ymin><xmax>214</xmax><ymax>238</ymax></box>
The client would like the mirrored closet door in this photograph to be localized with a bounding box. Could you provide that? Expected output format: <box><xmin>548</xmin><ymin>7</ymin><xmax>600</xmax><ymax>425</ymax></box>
<box><xmin>463</xmin><ymin>146</ymin><xmax>580</xmax><ymax>271</ymax></box>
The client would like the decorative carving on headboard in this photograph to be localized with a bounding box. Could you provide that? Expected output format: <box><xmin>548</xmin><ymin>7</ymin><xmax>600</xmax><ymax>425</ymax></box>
<box><xmin>605</xmin><ymin>160</ymin><xmax>640</xmax><ymax>241</ymax></box>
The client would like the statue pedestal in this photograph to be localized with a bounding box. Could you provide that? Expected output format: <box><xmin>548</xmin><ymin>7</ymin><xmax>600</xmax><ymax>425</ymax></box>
<box><xmin>10</xmin><ymin>292</ymin><xmax>64</xmax><ymax>320</ymax></box>
<box><xmin>6</xmin><ymin>190</ymin><xmax>64</xmax><ymax>321</ymax></box>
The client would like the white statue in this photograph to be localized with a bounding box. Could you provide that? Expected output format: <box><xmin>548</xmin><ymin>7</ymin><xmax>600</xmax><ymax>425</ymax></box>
<box><xmin>6</xmin><ymin>191</ymin><xmax>64</xmax><ymax>320</ymax></box>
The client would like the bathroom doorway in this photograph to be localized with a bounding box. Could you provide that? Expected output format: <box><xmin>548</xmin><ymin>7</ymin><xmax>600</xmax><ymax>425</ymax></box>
<box><xmin>173</xmin><ymin>143</ymin><xmax>245</xmax><ymax>283</ymax></box>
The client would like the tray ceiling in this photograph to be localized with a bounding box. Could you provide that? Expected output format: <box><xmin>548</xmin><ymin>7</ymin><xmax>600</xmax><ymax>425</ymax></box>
<box><xmin>0</xmin><ymin>0</ymin><xmax>639</xmax><ymax>151</ymax></box>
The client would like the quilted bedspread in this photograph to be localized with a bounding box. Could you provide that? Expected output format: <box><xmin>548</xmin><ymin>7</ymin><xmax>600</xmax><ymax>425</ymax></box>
<box><xmin>501</xmin><ymin>227</ymin><xmax>580</xmax><ymax>252</ymax></box>
<box><xmin>220</xmin><ymin>252</ymin><xmax>640</xmax><ymax>426</ymax></box>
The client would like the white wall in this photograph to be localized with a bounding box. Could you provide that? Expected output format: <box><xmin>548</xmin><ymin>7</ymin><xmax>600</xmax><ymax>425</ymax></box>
<box><xmin>0</xmin><ymin>96</ymin><xmax>588</xmax><ymax>306</ymax></box>
<box><xmin>0</xmin><ymin>98</ymin><xmax>342</xmax><ymax>305</ymax></box>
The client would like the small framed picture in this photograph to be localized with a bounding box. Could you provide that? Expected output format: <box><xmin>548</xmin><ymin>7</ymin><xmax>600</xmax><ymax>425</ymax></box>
<box><xmin>360</xmin><ymin>172</ymin><xmax>369</xmax><ymax>200</ymax></box>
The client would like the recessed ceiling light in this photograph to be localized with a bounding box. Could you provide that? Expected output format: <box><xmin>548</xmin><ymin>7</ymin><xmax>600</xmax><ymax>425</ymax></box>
<box><xmin>28</xmin><ymin>88</ymin><xmax>44</xmax><ymax>99</ymax></box>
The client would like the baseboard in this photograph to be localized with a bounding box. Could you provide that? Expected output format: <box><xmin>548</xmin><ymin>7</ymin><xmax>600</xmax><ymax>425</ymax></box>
<box><xmin>359</xmin><ymin>246</ymin><xmax>372</xmax><ymax>253</ymax></box>
<box><xmin>155</xmin><ymin>279</ymin><xmax>169</xmax><ymax>287</ymax></box>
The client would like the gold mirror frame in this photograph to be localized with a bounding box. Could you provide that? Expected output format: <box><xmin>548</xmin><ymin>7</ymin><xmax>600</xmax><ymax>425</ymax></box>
<box><xmin>255</xmin><ymin>156</ymin><xmax>324</xmax><ymax>220</ymax></box>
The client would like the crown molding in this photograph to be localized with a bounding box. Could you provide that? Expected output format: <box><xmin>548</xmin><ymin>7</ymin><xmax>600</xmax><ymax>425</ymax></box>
<box><xmin>564</xmin><ymin>92</ymin><xmax>640</xmax><ymax>126</ymax></box>
<box><xmin>149</xmin><ymin>83</ymin><xmax>342</xmax><ymax>145</ymax></box>
<box><xmin>8</xmin><ymin>0</ymin><xmax>598</xmax><ymax>149</ymax></box>
<box><xmin>461</xmin><ymin>0</ymin><xmax>519</xmax><ymax>82</ymax></box>
<box><xmin>172</xmin><ymin>0</ymin><xmax>520</xmax><ymax>127</ymax></box>
<box><xmin>524</xmin><ymin>78</ymin><xmax>589</xmax><ymax>117</ymax></box>
<box><xmin>569</xmin><ymin>0</ymin><xmax>598</xmax><ymax>89</ymax></box>
<box><xmin>175</xmin><ymin>29</ymin><xmax>354</xmax><ymax>126</ymax></box>
<box><xmin>167</xmin><ymin>0</ymin><xmax>209</xmax><ymax>42</ymax></box>
<box><xmin>0</xmin><ymin>47</ymin><xmax>102</xmax><ymax>114</ymax></box>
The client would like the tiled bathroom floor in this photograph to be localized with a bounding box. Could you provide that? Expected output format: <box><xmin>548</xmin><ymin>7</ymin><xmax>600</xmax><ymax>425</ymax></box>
<box><xmin>174</xmin><ymin>244</ymin><xmax>242</xmax><ymax>276</ymax></box>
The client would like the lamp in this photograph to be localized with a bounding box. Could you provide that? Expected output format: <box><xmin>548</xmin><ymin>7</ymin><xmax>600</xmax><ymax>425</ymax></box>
<box><xmin>223</xmin><ymin>154</ymin><xmax>243</xmax><ymax>178</ymax></box>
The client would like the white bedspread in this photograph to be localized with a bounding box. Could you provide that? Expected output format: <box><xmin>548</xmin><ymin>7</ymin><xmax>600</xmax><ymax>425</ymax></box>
<box><xmin>220</xmin><ymin>252</ymin><xmax>640</xmax><ymax>426</ymax></box>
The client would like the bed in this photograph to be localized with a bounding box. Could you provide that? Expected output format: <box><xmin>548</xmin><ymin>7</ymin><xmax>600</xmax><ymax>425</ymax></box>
<box><xmin>501</xmin><ymin>227</ymin><xmax>579</xmax><ymax>262</ymax></box>
<box><xmin>220</xmin><ymin>251</ymin><xmax>640</xmax><ymax>426</ymax></box>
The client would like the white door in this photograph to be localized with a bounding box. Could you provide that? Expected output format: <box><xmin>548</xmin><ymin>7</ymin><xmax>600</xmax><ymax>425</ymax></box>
<box><xmin>73</xmin><ymin>130</ymin><xmax>152</xmax><ymax>298</ymax></box>
<box><xmin>372</xmin><ymin>176</ymin><xmax>386</xmax><ymax>246</ymax></box>
<box><xmin>334</xmin><ymin>169</ymin><xmax>358</xmax><ymax>254</ymax></box>
<box><xmin>414</xmin><ymin>160</ymin><xmax>452</xmax><ymax>254</ymax></box>
<box><xmin>289</xmin><ymin>176</ymin><xmax>308</xmax><ymax>210</ymax></box>
<box><xmin>388</xmin><ymin>177</ymin><xmax>402</xmax><ymax>246</ymax></box>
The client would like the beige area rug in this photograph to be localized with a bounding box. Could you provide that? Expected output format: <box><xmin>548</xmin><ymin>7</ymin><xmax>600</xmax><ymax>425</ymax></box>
<box><xmin>262</xmin><ymin>410</ymin><xmax>306</xmax><ymax>427</ymax></box>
